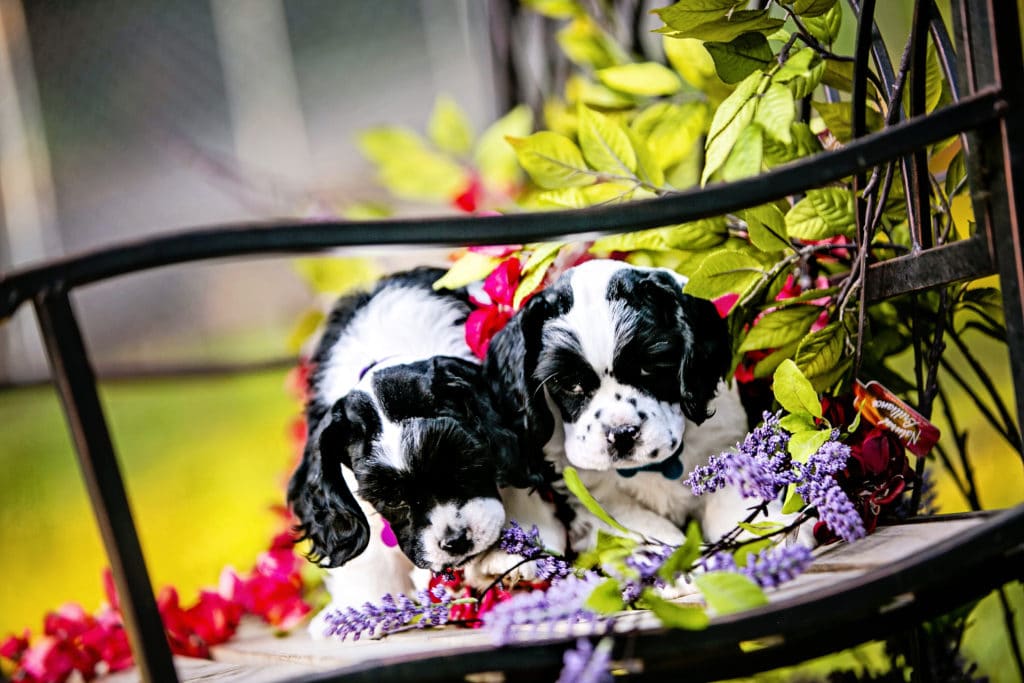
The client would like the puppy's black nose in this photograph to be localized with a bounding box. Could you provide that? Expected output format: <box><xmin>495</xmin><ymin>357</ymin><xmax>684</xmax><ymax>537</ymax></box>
<box><xmin>440</xmin><ymin>528</ymin><xmax>473</xmax><ymax>556</ymax></box>
<box><xmin>607</xmin><ymin>424</ymin><xmax>640</xmax><ymax>457</ymax></box>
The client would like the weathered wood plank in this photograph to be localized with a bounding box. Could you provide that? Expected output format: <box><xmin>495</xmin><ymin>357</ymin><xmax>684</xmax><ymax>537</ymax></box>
<box><xmin>103</xmin><ymin>517</ymin><xmax>986</xmax><ymax>679</ymax></box>
<box><xmin>100</xmin><ymin>655</ymin><xmax>316</xmax><ymax>682</ymax></box>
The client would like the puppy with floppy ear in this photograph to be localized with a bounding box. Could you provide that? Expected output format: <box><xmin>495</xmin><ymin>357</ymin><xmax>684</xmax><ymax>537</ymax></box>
<box><xmin>486</xmin><ymin>259</ymin><xmax>762</xmax><ymax>552</ymax></box>
<box><xmin>289</xmin><ymin>268</ymin><xmax>560</xmax><ymax>636</ymax></box>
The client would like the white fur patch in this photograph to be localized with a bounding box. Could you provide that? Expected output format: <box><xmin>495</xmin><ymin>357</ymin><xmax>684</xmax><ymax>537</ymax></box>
<box><xmin>418</xmin><ymin>497</ymin><xmax>506</xmax><ymax>571</ymax></box>
<box><xmin>316</xmin><ymin>284</ymin><xmax>473</xmax><ymax>406</ymax></box>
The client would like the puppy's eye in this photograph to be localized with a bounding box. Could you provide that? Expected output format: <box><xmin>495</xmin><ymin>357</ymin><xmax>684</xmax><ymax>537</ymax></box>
<box><xmin>639</xmin><ymin>366</ymin><xmax>653</xmax><ymax>377</ymax></box>
<box><xmin>569</xmin><ymin>384</ymin><xmax>584</xmax><ymax>395</ymax></box>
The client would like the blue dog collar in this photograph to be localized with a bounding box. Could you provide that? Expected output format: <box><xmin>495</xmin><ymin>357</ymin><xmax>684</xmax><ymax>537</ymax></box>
<box><xmin>616</xmin><ymin>446</ymin><xmax>685</xmax><ymax>480</ymax></box>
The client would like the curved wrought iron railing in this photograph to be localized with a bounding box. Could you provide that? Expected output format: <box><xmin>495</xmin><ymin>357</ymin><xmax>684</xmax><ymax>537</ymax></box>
<box><xmin>1</xmin><ymin>1</ymin><xmax>1022</xmax><ymax>681</ymax></box>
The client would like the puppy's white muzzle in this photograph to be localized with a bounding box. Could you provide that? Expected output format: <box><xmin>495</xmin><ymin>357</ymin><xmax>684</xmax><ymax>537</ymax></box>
<box><xmin>419</xmin><ymin>497</ymin><xmax>506</xmax><ymax>571</ymax></box>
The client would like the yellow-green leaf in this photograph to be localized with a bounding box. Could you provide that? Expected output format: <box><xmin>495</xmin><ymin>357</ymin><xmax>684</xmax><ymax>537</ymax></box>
<box><xmin>803</xmin><ymin>3</ymin><xmax>842</xmax><ymax>43</ymax></box>
<box><xmin>693</xmin><ymin>572</ymin><xmax>768</xmax><ymax>615</ymax></box>
<box><xmin>739</xmin><ymin>305</ymin><xmax>821</xmax><ymax>351</ymax></box>
<box><xmin>656</xmin><ymin>4</ymin><xmax>785</xmax><ymax>43</ymax></box>
<box><xmin>755</xmin><ymin>83</ymin><xmax>795</xmax><ymax>144</ymax></box>
<box><xmin>294</xmin><ymin>257</ymin><xmax>380</xmax><ymax>294</ymax></box>
<box><xmin>775</xmin><ymin>48</ymin><xmax>825</xmax><ymax>99</ymax></box>
<box><xmin>522</xmin><ymin>0</ymin><xmax>581</xmax><ymax>19</ymax></box>
<box><xmin>634</xmin><ymin>102</ymin><xmax>710</xmax><ymax>171</ymax></box>
<box><xmin>785</xmin><ymin>188</ymin><xmax>855</xmax><ymax>240</ymax></box>
<box><xmin>781</xmin><ymin>487</ymin><xmax>806</xmax><ymax>514</ymax></box>
<box><xmin>557</xmin><ymin>17</ymin><xmax>620</xmax><ymax>69</ymax></box>
<box><xmin>626</xmin><ymin>127</ymin><xmax>666</xmax><ymax>188</ymax></box>
<box><xmin>432</xmin><ymin>252</ymin><xmax>502</xmax><ymax>291</ymax></box>
<box><xmin>642</xmin><ymin>590</ymin><xmax>710</xmax><ymax>629</ymax></box>
<box><xmin>563</xmin><ymin>466</ymin><xmax>632</xmax><ymax>534</ymax></box>
<box><xmin>703</xmin><ymin>70</ymin><xmax>763</xmax><ymax>184</ymax></box>
<box><xmin>773</xmin><ymin>359</ymin><xmax>822</xmax><ymax>418</ymax></box>
<box><xmin>743</xmin><ymin>204</ymin><xmax>791</xmax><ymax>252</ymax></box>
<box><xmin>586</xmin><ymin>577</ymin><xmax>626</xmax><ymax>614</ymax></box>
<box><xmin>598</xmin><ymin>61</ymin><xmax>682</xmax><ymax>96</ymax></box>
<box><xmin>287</xmin><ymin>309</ymin><xmax>325</xmax><ymax>353</ymax></box>
<box><xmin>577</xmin><ymin>104</ymin><xmax>637</xmax><ymax>176</ymax></box>
<box><xmin>812</xmin><ymin>101</ymin><xmax>883</xmax><ymax>142</ymax></box>
<box><xmin>662</xmin><ymin>36</ymin><xmax>732</xmax><ymax>101</ymax></box>
<box><xmin>794</xmin><ymin>322</ymin><xmax>846</xmax><ymax>380</ymax></box>
<box><xmin>721</xmin><ymin>123</ymin><xmax>764</xmax><ymax>181</ymax></box>
<box><xmin>507</xmin><ymin>132</ymin><xmax>594</xmax><ymax>189</ymax></box>
<box><xmin>788</xmin><ymin>428</ymin><xmax>831</xmax><ymax>464</ymax></box>
<box><xmin>684</xmin><ymin>250</ymin><xmax>765</xmax><ymax>299</ymax></box>
<box><xmin>514</xmin><ymin>243</ymin><xmax>563</xmax><ymax>308</ymax></box>
<box><xmin>790</xmin><ymin>0</ymin><xmax>837</xmax><ymax>17</ymax></box>
<box><xmin>475</xmin><ymin>105</ymin><xmax>533</xmax><ymax>194</ymax></box>
<box><xmin>428</xmin><ymin>96</ymin><xmax>474</xmax><ymax>157</ymax></box>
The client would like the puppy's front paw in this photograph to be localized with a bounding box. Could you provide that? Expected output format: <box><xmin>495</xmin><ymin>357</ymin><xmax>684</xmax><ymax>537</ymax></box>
<box><xmin>463</xmin><ymin>549</ymin><xmax>537</xmax><ymax>590</ymax></box>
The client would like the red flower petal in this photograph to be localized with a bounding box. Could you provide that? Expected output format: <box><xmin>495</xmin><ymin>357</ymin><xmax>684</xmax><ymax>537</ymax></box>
<box><xmin>713</xmin><ymin>293</ymin><xmax>739</xmax><ymax>318</ymax></box>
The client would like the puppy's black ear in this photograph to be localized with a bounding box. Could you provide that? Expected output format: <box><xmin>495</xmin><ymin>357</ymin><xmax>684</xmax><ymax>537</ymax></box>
<box><xmin>677</xmin><ymin>292</ymin><xmax>731</xmax><ymax>424</ymax></box>
<box><xmin>287</xmin><ymin>399</ymin><xmax>370</xmax><ymax>568</ymax></box>
<box><xmin>637</xmin><ymin>271</ymin><xmax>731</xmax><ymax>424</ymax></box>
<box><xmin>431</xmin><ymin>356</ymin><xmax>544</xmax><ymax>489</ymax></box>
<box><xmin>484</xmin><ymin>290</ymin><xmax>560</xmax><ymax>484</ymax></box>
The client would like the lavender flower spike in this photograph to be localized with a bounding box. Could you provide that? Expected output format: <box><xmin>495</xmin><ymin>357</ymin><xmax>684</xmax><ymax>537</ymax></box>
<box><xmin>557</xmin><ymin>637</ymin><xmax>614</xmax><ymax>683</ymax></box>
<box><xmin>321</xmin><ymin>588</ymin><xmax>455</xmax><ymax>641</ymax></box>
<box><xmin>484</xmin><ymin>573</ymin><xmax>604</xmax><ymax>645</ymax></box>
<box><xmin>741</xmin><ymin>544</ymin><xmax>814</xmax><ymax>588</ymax></box>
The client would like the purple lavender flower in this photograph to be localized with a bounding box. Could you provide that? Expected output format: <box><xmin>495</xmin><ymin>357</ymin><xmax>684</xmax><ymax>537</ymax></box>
<box><xmin>740</xmin><ymin>544</ymin><xmax>814</xmax><ymax>588</ymax></box>
<box><xmin>484</xmin><ymin>573</ymin><xmax>604</xmax><ymax>644</ymax></box>
<box><xmin>321</xmin><ymin>587</ymin><xmax>455</xmax><ymax>640</ymax></box>
<box><xmin>536</xmin><ymin>556</ymin><xmax>572</xmax><ymax>581</ymax></box>
<box><xmin>499</xmin><ymin>520</ymin><xmax>545</xmax><ymax>559</ymax></box>
<box><xmin>685</xmin><ymin>411</ymin><xmax>792</xmax><ymax>501</ymax></box>
<box><xmin>624</xmin><ymin>545</ymin><xmax>672</xmax><ymax>581</ymax></box>
<box><xmin>798</xmin><ymin>476</ymin><xmax>866</xmax><ymax>543</ymax></box>
<box><xmin>556</xmin><ymin>638</ymin><xmax>614</xmax><ymax>683</ymax></box>
<box><xmin>700</xmin><ymin>551</ymin><xmax>738</xmax><ymax>573</ymax></box>
<box><xmin>620</xmin><ymin>580</ymin><xmax>642</xmax><ymax>605</ymax></box>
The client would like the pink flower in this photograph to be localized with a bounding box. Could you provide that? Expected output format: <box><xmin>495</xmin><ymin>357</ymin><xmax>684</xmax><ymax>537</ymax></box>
<box><xmin>467</xmin><ymin>244</ymin><xmax>524</xmax><ymax>258</ymax></box>
<box><xmin>713</xmin><ymin>293</ymin><xmax>739</xmax><ymax>318</ymax></box>
<box><xmin>19</xmin><ymin>637</ymin><xmax>82</xmax><ymax>683</ymax></box>
<box><xmin>0</xmin><ymin>630</ymin><xmax>30</xmax><ymax>662</ymax></box>
<box><xmin>452</xmin><ymin>175</ymin><xmax>483</xmax><ymax>213</ymax></box>
<box><xmin>466</xmin><ymin>257</ymin><xmax>523</xmax><ymax>359</ymax></box>
<box><xmin>186</xmin><ymin>592</ymin><xmax>242</xmax><ymax>648</ymax></box>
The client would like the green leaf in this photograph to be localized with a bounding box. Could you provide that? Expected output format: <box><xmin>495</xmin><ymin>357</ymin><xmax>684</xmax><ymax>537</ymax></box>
<box><xmin>634</xmin><ymin>102</ymin><xmax>710</xmax><ymax>171</ymax></box>
<box><xmin>566</xmin><ymin>75</ymin><xmax>637</xmax><ymax>108</ymax></box>
<box><xmin>287</xmin><ymin>309</ymin><xmax>325</xmax><ymax>353</ymax></box>
<box><xmin>507</xmin><ymin>132</ymin><xmax>594</xmax><ymax>189</ymax></box>
<box><xmin>657</xmin><ymin>6</ymin><xmax>785</xmax><ymax>43</ymax></box>
<box><xmin>294</xmin><ymin>257</ymin><xmax>380</xmax><ymax>294</ymax></box>
<box><xmin>737</xmin><ymin>521</ymin><xmax>786</xmax><ymax>537</ymax></box>
<box><xmin>586</xmin><ymin>578</ymin><xmax>627</xmax><ymax>613</ymax></box>
<box><xmin>693</xmin><ymin>572</ymin><xmax>769</xmax><ymax>615</ymax></box>
<box><xmin>625</xmin><ymin>127</ymin><xmax>665</xmax><ymax>187</ymax></box>
<box><xmin>752</xmin><ymin>339</ymin><xmax>801</xmax><ymax>379</ymax></box>
<box><xmin>774</xmin><ymin>48</ymin><xmax>825</xmax><ymax>99</ymax></box>
<box><xmin>754</xmin><ymin>83</ymin><xmax>796</xmax><ymax>144</ymax></box>
<box><xmin>785</xmin><ymin>188</ymin><xmax>855</xmax><ymax>240</ymax></box>
<box><xmin>662</xmin><ymin>36</ymin><xmax>731</xmax><ymax>99</ymax></box>
<box><xmin>803</xmin><ymin>3</ymin><xmax>842</xmax><ymax>43</ymax></box>
<box><xmin>514</xmin><ymin>244</ymin><xmax>563</xmax><ymax>307</ymax></box>
<box><xmin>779</xmin><ymin>412</ymin><xmax>817</xmax><ymax>433</ymax></box>
<box><xmin>557</xmin><ymin>17</ymin><xmax>620</xmax><ymax>69</ymax></box>
<box><xmin>598</xmin><ymin>62</ymin><xmax>682</xmax><ymax>96</ymax></box>
<box><xmin>781</xmin><ymin>487</ymin><xmax>806</xmax><ymax>514</ymax></box>
<box><xmin>739</xmin><ymin>305</ymin><xmax>821</xmax><ymax>351</ymax></box>
<box><xmin>812</xmin><ymin>101</ymin><xmax>883</xmax><ymax>142</ymax></box>
<box><xmin>642</xmin><ymin>590</ymin><xmax>710</xmax><ymax>630</ymax></box>
<box><xmin>733</xmin><ymin>538</ymin><xmax>775</xmax><ymax>566</ymax></box>
<box><xmin>821</xmin><ymin>59</ymin><xmax>855</xmax><ymax>92</ymax></box>
<box><xmin>432</xmin><ymin>252</ymin><xmax>502</xmax><ymax>291</ymax></box>
<box><xmin>703</xmin><ymin>70</ymin><xmax>763</xmax><ymax>183</ymax></box>
<box><xmin>721</xmin><ymin>123</ymin><xmax>764</xmax><ymax>182</ymax></box>
<box><xmin>790</xmin><ymin>0</ymin><xmax>837</xmax><ymax>16</ymax></box>
<box><xmin>773</xmin><ymin>359</ymin><xmax>823</xmax><ymax>418</ymax></box>
<box><xmin>563</xmin><ymin>466</ymin><xmax>632</xmax><ymax>534</ymax></box>
<box><xmin>578</xmin><ymin>105</ymin><xmax>637</xmax><ymax>176</ymax></box>
<box><xmin>763</xmin><ymin>122</ymin><xmax>823</xmax><ymax>167</ymax></box>
<box><xmin>945</xmin><ymin>149</ymin><xmax>967</xmax><ymax>198</ymax></box>
<box><xmin>658</xmin><ymin>521</ymin><xmax>704</xmax><ymax>582</ymax></box>
<box><xmin>787</xmin><ymin>428</ymin><xmax>831</xmax><ymax>464</ymax></box>
<box><xmin>705</xmin><ymin>32</ymin><xmax>774</xmax><ymax>84</ymax></box>
<box><xmin>684</xmin><ymin>250</ymin><xmax>766</xmax><ymax>299</ymax></box>
<box><xmin>522</xmin><ymin>0</ymin><xmax>581</xmax><ymax>19</ymax></box>
<box><xmin>590</xmin><ymin>219</ymin><xmax>728</xmax><ymax>254</ymax></box>
<box><xmin>475</xmin><ymin>105</ymin><xmax>533</xmax><ymax>194</ymax></box>
<box><xmin>359</xmin><ymin>127</ymin><xmax>468</xmax><ymax>200</ymax></box>
<box><xmin>428</xmin><ymin>96</ymin><xmax>474</xmax><ymax>156</ymax></box>
<box><xmin>743</xmin><ymin>203</ymin><xmax>791</xmax><ymax>252</ymax></box>
<box><xmin>794</xmin><ymin>322</ymin><xmax>846</xmax><ymax>380</ymax></box>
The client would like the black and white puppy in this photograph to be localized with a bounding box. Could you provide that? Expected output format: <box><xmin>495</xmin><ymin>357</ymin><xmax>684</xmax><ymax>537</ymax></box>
<box><xmin>486</xmin><ymin>259</ymin><xmax>754</xmax><ymax>551</ymax></box>
<box><xmin>289</xmin><ymin>268</ymin><xmax>546</xmax><ymax>635</ymax></box>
